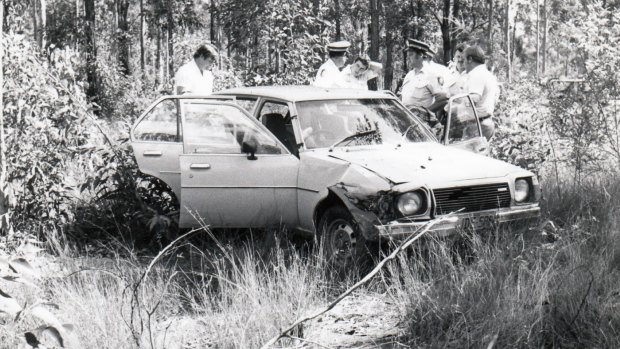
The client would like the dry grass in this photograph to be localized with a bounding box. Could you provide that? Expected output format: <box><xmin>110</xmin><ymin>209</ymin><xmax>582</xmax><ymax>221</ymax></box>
<box><xmin>384</xmin><ymin>173</ymin><xmax>620</xmax><ymax>348</ymax></box>
<box><xmin>3</xmin><ymin>174</ymin><xmax>620</xmax><ymax>348</ymax></box>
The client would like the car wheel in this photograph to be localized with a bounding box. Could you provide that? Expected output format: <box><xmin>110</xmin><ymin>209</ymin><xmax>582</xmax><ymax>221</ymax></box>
<box><xmin>318</xmin><ymin>205</ymin><xmax>378</xmax><ymax>269</ymax></box>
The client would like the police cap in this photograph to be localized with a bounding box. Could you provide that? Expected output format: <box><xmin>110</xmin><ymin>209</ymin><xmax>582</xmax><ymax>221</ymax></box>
<box><xmin>326</xmin><ymin>40</ymin><xmax>351</xmax><ymax>53</ymax></box>
<box><xmin>405</xmin><ymin>39</ymin><xmax>431</xmax><ymax>54</ymax></box>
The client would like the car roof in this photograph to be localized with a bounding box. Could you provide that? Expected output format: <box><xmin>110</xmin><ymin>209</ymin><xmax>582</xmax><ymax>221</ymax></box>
<box><xmin>215</xmin><ymin>85</ymin><xmax>395</xmax><ymax>102</ymax></box>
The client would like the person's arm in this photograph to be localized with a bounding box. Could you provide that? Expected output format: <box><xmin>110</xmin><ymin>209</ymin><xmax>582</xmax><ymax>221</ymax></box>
<box><xmin>174</xmin><ymin>66</ymin><xmax>189</xmax><ymax>94</ymax></box>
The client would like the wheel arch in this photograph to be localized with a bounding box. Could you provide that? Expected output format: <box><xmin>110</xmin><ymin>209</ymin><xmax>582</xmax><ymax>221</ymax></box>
<box><xmin>314</xmin><ymin>186</ymin><xmax>381</xmax><ymax>241</ymax></box>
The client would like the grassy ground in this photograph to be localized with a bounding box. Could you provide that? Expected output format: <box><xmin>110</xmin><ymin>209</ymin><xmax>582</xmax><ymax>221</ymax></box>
<box><xmin>1</xmin><ymin>173</ymin><xmax>619</xmax><ymax>348</ymax></box>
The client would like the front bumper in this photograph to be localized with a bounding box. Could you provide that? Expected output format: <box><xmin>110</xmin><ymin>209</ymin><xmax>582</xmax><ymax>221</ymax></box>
<box><xmin>376</xmin><ymin>204</ymin><xmax>540</xmax><ymax>239</ymax></box>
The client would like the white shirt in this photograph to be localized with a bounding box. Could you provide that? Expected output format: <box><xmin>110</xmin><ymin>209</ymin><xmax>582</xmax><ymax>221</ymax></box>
<box><xmin>466</xmin><ymin>64</ymin><xmax>499</xmax><ymax>116</ymax></box>
<box><xmin>340</xmin><ymin>65</ymin><xmax>378</xmax><ymax>90</ymax></box>
<box><xmin>313</xmin><ymin>59</ymin><xmax>345</xmax><ymax>88</ymax></box>
<box><xmin>401</xmin><ymin>65</ymin><xmax>442</xmax><ymax>108</ymax></box>
<box><xmin>174</xmin><ymin>59</ymin><xmax>214</xmax><ymax>95</ymax></box>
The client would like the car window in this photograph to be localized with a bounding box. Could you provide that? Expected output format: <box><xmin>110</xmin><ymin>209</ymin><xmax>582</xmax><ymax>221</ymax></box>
<box><xmin>133</xmin><ymin>99</ymin><xmax>180</xmax><ymax>142</ymax></box>
<box><xmin>447</xmin><ymin>96</ymin><xmax>481</xmax><ymax>144</ymax></box>
<box><xmin>296</xmin><ymin>99</ymin><xmax>433</xmax><ymax>149</ymax></box>
<box><xmin>181</xmin><ymin>101</ymin><xmax>285</xmax><ymax>155</ymax></box>
<box><xmin>234</xmin><ymin>97</ymin><xmax>258</xmax><ymax>114</ymax></box>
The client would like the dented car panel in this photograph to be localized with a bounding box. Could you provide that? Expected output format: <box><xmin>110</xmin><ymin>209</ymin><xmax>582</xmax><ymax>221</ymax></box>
<box><xmin>131</xmin><ymin>86</ymin><xmax>540</xmax><ymax>243</ymax></box>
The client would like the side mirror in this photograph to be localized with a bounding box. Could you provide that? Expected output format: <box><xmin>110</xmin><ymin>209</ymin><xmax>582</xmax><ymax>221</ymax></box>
<box><xmin>241</xmin><ymin>138</ymin><xmax>258</xmax><ymax>160</ymax></box>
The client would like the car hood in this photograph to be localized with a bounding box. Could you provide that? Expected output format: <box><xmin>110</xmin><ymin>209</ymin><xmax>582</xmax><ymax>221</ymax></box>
<box><xmin>326</xmin><ymin>142</ymin><xmax>525</xmax><ymax>186</ymax></box>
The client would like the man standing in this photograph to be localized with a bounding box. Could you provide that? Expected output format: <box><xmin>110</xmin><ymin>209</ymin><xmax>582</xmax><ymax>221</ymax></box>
<box><xmin>401</xmin><ymin>39</ymin><xmax>446</xmax><ymax>110</ymax></box>
<box><xmin>313</xmin><ymin>40</ymin><xmax>350</xmax><ymax>88</ymax></box>
<box><xmin>463</xmin><ymin>45</ymin><xmax>500</xmax><ymax>140</ymax></box>
<box><xmin>341</xmin><ymin>56</ymin><xmax>383</xmax><ymax>90</ymax></box>
<box><xmin>174</xmin><ymin>44</ymin><xmax>219</xmax><ymax>95</ymax></box>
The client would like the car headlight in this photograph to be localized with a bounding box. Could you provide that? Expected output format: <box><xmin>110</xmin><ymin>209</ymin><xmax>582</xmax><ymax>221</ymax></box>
<box><xmin>396</xmin><ymin>191</ymin><xmax>425</xmax><ymax>216</ymax></box>
<box><xmin>515</xmin><ymin>178</ymin><xmax>530</xmax><ymax>202</ymax></box>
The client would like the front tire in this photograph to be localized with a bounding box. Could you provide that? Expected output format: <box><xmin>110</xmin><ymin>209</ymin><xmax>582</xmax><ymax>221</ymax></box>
<box><xmin>318</xmin><ymin>206</ymin><xmax>378</xmax><ymax>269</ymax></box>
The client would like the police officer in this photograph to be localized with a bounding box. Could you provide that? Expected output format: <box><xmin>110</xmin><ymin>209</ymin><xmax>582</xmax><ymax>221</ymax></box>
<box><xmin>313</xmin><ymin>40</ymin><xmax>350</xmax><ymax>88</ymax></box>
<box><xmin>401</xmin><ymin>39</ymin><xmax>447</xmax><ymax>111</ymax></box>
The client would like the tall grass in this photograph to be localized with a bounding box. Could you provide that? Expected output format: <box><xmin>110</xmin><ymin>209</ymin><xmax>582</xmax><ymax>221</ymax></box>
<box><xmin>14</xmin><ymin>230</ymin><xmax>334</xmax><ymax>349</ymax></box>
<box><xmin>386</xmin><ymin>173</ymin><xmax>620</xmax><ymax>348</ymax></box>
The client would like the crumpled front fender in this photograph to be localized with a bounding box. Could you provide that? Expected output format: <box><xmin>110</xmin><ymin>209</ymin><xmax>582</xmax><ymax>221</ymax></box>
<box><xmin>328</xmin><ymin>186</ymin><xmax>382</xmax><ymax>241</ymax></box>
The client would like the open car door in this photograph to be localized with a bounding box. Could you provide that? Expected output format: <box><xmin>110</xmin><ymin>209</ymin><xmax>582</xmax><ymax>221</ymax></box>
<box><xmin>178</xmin><ymin>100</ymin><xmax>299</xmax><ymax>229</ymax></box>
<box><xmin>441</xmin><ymin>94</ymin><xmax>489</xmax><ymax>155</ymax></box>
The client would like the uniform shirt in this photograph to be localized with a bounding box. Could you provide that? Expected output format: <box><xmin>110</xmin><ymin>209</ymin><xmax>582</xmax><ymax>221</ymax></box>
<box><xmin>425</xmin><ymin>61</ymin><xmax>451</xmax><ymax>89</ymax></box>
<box><xmin>313</xmin><ymin>59</ymin><xmax>345</xmax><ymax>88</ymax></box>
<box><xmin>446</xmin><ymin>71</ymin><xmax>468</xmax><ymax>97</ymax></box>
<box><xmin>401</xmin><ymin>65</ymin><xmax>442</xmax><ymax>109</ymax></box>
<box><xmin>174</xmin><ymin>59</ymin><xmax>214</xmax><ymax>95</ymax></box>
<box><xmin>466</xmin><ymin>64</ymin><xmax>499</xmax><ymax>117</ymax></box>
<box><xmin>340</xmin><ymin>65</ymin><xmax>378</xmax><ymax>90</ymax></box>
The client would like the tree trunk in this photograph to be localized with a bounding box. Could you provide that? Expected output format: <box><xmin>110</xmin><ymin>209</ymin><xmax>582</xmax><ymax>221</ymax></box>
<box><xmin>486</xmin><ymin>0</ymin><xmax>494</xmax><ymax>55</ymax></box>
<box><xmin>441</xmin><ymin>0</ymin><xmax>451</xmax><ymax>64</ymax></box>
<box><xmin>210</xmin><ymin>0</ymin><xmax>216</xmax><ymax>43</ymax></box>
<box><xmin>505</xmin><ymin>0</ymin><xmax>511</xmax><ymax>82</ymax></box>
<box><xmin>32</xmin><ymin>0</ymin><xmax>39</xmax><ymax>47</ymax></box>
<box><xmin>117</xmin><ymin>0</ymin><xmax>130</xmax><ymax>75</ymax></box>
<box><xmin>167</xmin><ymin>6</ymin><xmax>174</xmax><ymax>81</ymax></box>
<box><xmin>75</xmin><ymin>0</ymin><xmax>80</xmax><ymax>50</ymax></box>
<box><xmin>334</xmin><ymin>0</ymin><xmax>341</xmax><ymax>40</ymax></box>
<box><xmin>384</xmin><ymin>14</ymin><xmax>394</xmax><ymax>91</ymax></box>
<box><xmin>156</xmin><ymin>25</ymin><xmax>162</xmax><ymax>85</ymax></box>
<box><xmin>450</xmin><ymin>0</ymin><xmax>459</xmax><ymax>57</ymax></box>
<box><xmin>369</xmin><ymin>0</ymin><xmax>380</xmax><ymax>90</ymax></box>
<box><xmin>536</xmin><ymin>0</ymin><xmax>540</xmax><ymax>77</ymax></box>
<box><xmin>415</xmin><ymin>0</ymin><xmax>424</xmax><ymax>39</ymax></box>
<box><xmin>40</xmin><ymin>0</ymin><xmax>46</xmax><ymax>49</ymax></box>
<box><xmin>84</xmin><ymin>0</ymin><xmax>97</xmax><ymax>98</ymax></box>
<box><xmin>140</xmin><ymin>0</ymin><xmax>145</xmax><ymax>72</ymax></box>
<box><xmin>542</xmin><ymin>0</ymin><xmax>547</xmax><ymax>74</ymax></box>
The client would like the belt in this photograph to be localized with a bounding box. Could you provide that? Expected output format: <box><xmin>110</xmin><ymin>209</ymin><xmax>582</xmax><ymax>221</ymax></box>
<box><xmin>479</xmin><ymin>115</ymin><xmax>492</xmax><ymax>122</ymax></box>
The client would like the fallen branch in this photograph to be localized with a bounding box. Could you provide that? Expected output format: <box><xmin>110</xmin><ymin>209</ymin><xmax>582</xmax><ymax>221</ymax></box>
<box><xmin>259</xmin><ymin>215</ymin><xmax>456</xmax><ymax>349</ymax></box>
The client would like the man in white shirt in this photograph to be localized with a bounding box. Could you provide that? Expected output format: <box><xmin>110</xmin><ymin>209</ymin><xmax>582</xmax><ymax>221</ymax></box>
<box><xmin>313</xmin><ymin>41</ymin><xmax>350</xmax><ymax>88</ymax></box>
<box><xmin>401</xmin><ymin>39</ymin><xmax>446</xmax><ymax>110</ymax></box>
<box><xmin>341</xmin><ymin>56</ymin><xmax>383</xmax><ymax>90</ymax></box>
<box><xmin>174</xmin><ymin>44</ymin><xmax>219</xmax><ymax>95</ymax></box>
<box><xmin>463</xmin><ymin>45</ymin><xmax>500</xmax><ymax>140</ymax></box>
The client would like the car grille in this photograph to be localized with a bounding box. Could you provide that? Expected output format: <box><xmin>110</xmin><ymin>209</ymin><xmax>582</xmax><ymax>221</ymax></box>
<box><xmin>433</xmin><ymin>183</ymin><xmax>511</xmax><ymax>215</ymax></box>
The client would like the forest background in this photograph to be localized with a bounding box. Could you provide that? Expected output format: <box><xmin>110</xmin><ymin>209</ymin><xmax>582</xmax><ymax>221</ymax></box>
<box><xmin>0</xmin><ymin>0</ymin><xmax>619</xmax><ymax>348</ymax></box>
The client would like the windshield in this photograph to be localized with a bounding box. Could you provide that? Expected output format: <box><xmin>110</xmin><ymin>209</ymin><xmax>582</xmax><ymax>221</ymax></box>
<box><xmin>296</xmin><ymin>99</ymin><xmax>433</xmax><ymax>149</ymax></box>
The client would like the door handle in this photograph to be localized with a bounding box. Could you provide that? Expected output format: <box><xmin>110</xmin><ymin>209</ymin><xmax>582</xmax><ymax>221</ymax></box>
<box><xmin>190</xmin><ymin>163</ymin><xmax>211</xmax><ymax>170</ymax></box>
<box><xmin>143</xmin><ymin>150</ymin><xmax>162</xmax><ymax>157</ymax></box>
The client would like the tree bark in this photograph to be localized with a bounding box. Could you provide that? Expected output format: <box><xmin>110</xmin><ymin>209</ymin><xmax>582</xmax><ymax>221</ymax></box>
<box><xmin>441</xmin><ymin>0</ymin><xmax>451</xmax><ymax>64</ymax></box>
<box><xmin>167</xmin><ymin>4</ymin><xmax>174</xmax><ymax>81</ymax></box>
<box><xmin>334</xmin><ymin>0</ymin><xmax>341</xmax><ymax>41</ymax></box>
<box><xmin>32</xmin><ymin>0</ymin><xmax>39</xmax><ymax>47</ymax></box>
<box><xmin>369</xmin><ymin>0</ymin><xmax>380</xmax><ymax>90</ymax></box>
<box><xmin>486</xmin><ymin>0</ymin><xmax>494</xmax><ymax>55</ymax></box>
<box><xmin>536</xmin><ymin>0</ymin><xmax>540</xmax><ymax>77</ymax></box>
<box><xmin>542</xmin><ymin>0</ymin><xmax>547</xmax><ymax>75</ymax></box>
<box><xmin>210</xmin><ymin>0</ymin><xmax>216</xmax><ymax>43</ymax></box>
<box><xmin>384</xmin><ymin>14</ymin><xmax>394</xmax><ymax>91</ymax></box>
<box><xmin>40</xmin><ymin>0</ymin><xmax>46</xmax><ymax>49</ymax></box>
<box><xmin>505</xmin><ymin>0</ymin><xmax>511</xmax><ymax>82</ymax></box>
<box><xmin>1</xmin><ymin>0</ymin><xmax>6</xmax><ymax>210</ymax></box>
<box><xmin>156</xmin><ymin>25</ymin><xmax>162</xmax><ymax>85</ymax></box>
<box><xmin>117</xmin><ymin>0</ymin><xmax>130</xmax><ymax>75</ymax></box>
<box><xmin>84</xmin><ymin>0</ymin><xmax>97</xmax><ymax>98</ymax></box>
<box><xmin>450</xmin><ymin>0</ymin><xmax>459</xmax><ymax>57</ymax></box>
<box><xmin>140</xmin><ymin>0</ymin><xmax>145</xmax><ymax>72</ymax></box>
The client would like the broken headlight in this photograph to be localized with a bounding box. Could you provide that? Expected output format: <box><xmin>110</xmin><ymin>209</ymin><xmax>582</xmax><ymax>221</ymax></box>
<box><xmin>396</xmin><ymin>191</ymin><xmax>426</xmax><ymax>216</ymax></box>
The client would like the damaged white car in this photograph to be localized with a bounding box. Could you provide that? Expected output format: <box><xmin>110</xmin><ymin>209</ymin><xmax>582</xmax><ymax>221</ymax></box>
<box><xmin>130</xmin><ymin>86</ymin><xmax>540</xmax><ymax>262</ymax></box>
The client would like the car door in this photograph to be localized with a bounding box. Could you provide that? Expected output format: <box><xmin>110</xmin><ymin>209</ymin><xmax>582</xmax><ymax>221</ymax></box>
<box><xmin>442</xmin><ymin>94</ymin><xmax>489</xmax><ymax>155</ymax></box>
<box><xmin>178</xmin><ymin>99</ymin><xmax>299</xmax><ymax>229</ymax></box>
<box><xmin>131</xmin><ymin>97</ymin><xmax>183</xmax><ymax>199</ymax></box>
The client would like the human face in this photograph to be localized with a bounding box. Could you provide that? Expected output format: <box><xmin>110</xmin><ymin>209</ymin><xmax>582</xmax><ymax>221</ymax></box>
<box><xmin>407</xmin><ymin>50</ymin><xmax>424</xmax><ymax>69</ymax></box>
<box><xmin>332</xmin><ymin>53</ymin><xmax>347</xmax><ymax>68</ymax></box>
<box><xmin>454</xmin><ymin>51</ymin><xmax>465</xmax><ymax>72</ymax></box>
<box><xmin>196</xmin><ymin>56</ymin><xmax>215</xmax><ymax>71</ymax></box>
<box><xmin>350</xmin><ymin>61</ymin><xmax>368</xmax><ymax>77</ymax></box>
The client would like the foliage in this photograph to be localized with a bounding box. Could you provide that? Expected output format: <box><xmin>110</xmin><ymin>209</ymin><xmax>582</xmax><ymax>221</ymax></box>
<box><xmin>1</xmin><ymin>33</ymin><xmax>97</xmax><ymax>243</ymax></box>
